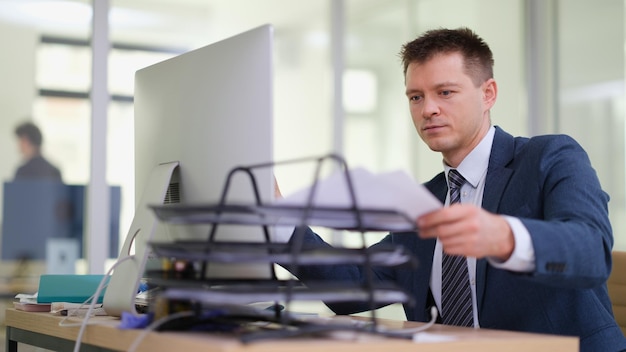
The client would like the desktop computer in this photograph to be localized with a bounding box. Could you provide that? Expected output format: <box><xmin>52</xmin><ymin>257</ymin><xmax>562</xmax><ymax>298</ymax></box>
<box><xmin>1</xmin><ymin>181</ymin><xmax>121</xmax><ymax>263</ymax></box>
<box><xmin>103</xmin><ymin>24</ymin><xmax>275</xmax><ymax>316</ymax></box>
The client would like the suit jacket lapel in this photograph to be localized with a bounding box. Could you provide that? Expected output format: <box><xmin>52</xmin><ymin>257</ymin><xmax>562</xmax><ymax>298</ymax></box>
<box><xmin>483</xmin><ymin>126</ymin><xmax>515</xmax><ymax>213</ymax></box>
<box><xmin>475</xmin><ymin>126</ymin><xmax>515</xmax><ymax>313</ymax></box>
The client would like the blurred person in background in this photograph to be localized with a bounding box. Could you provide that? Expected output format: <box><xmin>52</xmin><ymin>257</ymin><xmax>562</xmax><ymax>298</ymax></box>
<box><xmin>13</xmin><ymin>121</ymin><xmax>62</xmax><ymax>182</ymax></box>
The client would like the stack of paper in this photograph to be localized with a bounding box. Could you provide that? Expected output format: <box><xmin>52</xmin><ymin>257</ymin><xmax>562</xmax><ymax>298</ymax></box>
<box><xmin>14</xmin><ymin>293</ymin><xmax>50</xmax><ymax>312</ymax></box>
<box><xmin>274</xmin><ymin>167</ymin><xmax>442</xmax><ymax>230</ymax></box>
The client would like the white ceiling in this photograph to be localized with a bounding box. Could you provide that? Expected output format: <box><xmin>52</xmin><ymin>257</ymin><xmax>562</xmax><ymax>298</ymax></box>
<box><xmin>0</xmin><ymin>0</ymin><xmax>334</xmax><ymax>49</ymax></box>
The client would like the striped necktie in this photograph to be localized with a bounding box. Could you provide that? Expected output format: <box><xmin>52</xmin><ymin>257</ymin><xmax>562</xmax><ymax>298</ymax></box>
<box><xmin>441</xmin><ymin>169</ymin><xmax>474</xmax><ymax>327</ymax></box>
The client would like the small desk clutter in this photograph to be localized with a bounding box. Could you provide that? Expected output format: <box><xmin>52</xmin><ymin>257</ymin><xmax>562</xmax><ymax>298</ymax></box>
<box><xmin>13</xmin><ymin>274</ymin><xmax>108</xmax><ymax>316</ymax></box>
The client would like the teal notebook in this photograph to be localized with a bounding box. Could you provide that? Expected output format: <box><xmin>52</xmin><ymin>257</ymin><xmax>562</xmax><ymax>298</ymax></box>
<box><xmin>37</xmin><ymin>275</ymin><xmax>109</xmax><ymax>304</ymax></box>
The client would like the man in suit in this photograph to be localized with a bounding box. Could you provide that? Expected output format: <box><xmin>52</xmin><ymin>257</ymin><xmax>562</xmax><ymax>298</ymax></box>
<box><xmin>285</xmin><ymin>28</ymin><xmax>626</xmax><ymax>351</ymax></box>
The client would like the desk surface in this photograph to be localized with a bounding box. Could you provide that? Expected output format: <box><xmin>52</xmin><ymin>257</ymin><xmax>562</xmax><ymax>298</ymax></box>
<box><xmin>5</xmin><ymin>308</ymin><xmax>578</xmax><ymax>352</ymax></box>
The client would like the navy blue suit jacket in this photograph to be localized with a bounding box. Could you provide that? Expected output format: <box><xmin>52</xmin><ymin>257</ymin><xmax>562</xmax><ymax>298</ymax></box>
<box><xmin>291</xmin><ymin>126</ymin><xmax>626</xmax><ymax>351</ymax></box>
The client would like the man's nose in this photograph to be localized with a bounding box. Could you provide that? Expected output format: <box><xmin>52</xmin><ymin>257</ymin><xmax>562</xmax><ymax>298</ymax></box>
<box><xmin>422</xmin><ymin>97</ymin><xmax>439</xmax><ymax>118</ymax></box>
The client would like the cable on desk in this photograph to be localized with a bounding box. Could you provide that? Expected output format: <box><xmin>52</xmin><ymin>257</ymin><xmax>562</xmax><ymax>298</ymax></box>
<box><xmin>237</xmin><ymin>306</ymin><xmax>439</xmax><ymax>343</ymax></box>
<box><xmin>55</xmin><ymin>255</ymin><xmax>136</xmax><ymax>352</ymax></box>
<box><xmin>128</xmin><ymin>310</ymin><xmax>195</xmax><ymax>352</ymax></box>
<box><xmin>375</xmin><ymin>306</ymin><xmax>439</xmax><ymax>338</ymax></box>
<box><xmin>57</xmin><ymin>286</ymin><xmax>108</xmax><ymax>327</ymax></box>
<box><xmin>58</xmin><ymin>255</ymin><xmax>135</xmax><ymax>327</ymax></box>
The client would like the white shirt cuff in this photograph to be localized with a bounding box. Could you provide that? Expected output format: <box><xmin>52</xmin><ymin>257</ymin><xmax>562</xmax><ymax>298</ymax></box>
<box><xmin>488</xmin><ymin>216</ymin><xmax>535</xmax><ymax>272</ymax></box>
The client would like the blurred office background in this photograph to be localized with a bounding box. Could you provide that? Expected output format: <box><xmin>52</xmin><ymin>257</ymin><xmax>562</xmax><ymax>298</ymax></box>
<box><xmin>0</xmin><ymin>0</ymin><xmax>623</xmax><ymax>286</ymax></box>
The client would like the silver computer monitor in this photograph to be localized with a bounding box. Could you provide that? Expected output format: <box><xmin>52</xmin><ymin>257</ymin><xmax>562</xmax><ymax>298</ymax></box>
<box><xmin>104</xmin><ymin>24</ymin><xmax>275</xmax><ymax>316</ymax></box>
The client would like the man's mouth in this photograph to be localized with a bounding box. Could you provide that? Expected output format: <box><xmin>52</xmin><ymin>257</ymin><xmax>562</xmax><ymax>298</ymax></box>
<box><xmin>423</xmin><ymin>124</ymin><xmax>445</xmax><ymax>131</ymax></box>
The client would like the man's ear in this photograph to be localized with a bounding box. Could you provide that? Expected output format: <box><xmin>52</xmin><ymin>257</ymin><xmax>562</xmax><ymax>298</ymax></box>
<box><xmin>483</xmin><ymin>78</ymin><xmax>497</xmax><ymax>109</ymax></box>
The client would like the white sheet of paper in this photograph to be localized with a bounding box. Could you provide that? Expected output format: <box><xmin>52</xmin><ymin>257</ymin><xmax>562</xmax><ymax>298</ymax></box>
<box><xmin>274</xmin><ymin>167</ymin><xmax>442</xmax><ymax>229</ymax></box>
<box><xmin>412</xmin><ymin>332</ymin><xmax>459</xmax><ymax>343</ymax></box>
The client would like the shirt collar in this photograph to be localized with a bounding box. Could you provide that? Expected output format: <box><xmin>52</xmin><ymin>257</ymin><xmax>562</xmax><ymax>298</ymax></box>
<box><xmin>444</xmin><ymin>126</ymin><xmax>495</xmax><ymax>188</ymax></box>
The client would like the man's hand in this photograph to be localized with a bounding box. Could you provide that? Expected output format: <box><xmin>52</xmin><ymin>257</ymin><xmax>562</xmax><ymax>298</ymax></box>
<box><xmin>417</xmin><ymin>204</ymin><xmax>515</xmax><ymax>261</ymax></box>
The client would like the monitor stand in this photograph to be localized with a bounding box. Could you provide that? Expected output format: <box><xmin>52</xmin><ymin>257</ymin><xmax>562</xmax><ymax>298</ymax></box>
<box><xmin>103</xmin><ymin>161</ymin><xmax>179</xmax><ymax>317</ymax></box>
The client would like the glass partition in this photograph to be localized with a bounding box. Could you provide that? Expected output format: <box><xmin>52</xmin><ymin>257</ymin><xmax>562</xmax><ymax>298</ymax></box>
<box><xmin>556</xmin><ymin>0</ymin><xmax>625</xmax><ymax>250</ymax></box>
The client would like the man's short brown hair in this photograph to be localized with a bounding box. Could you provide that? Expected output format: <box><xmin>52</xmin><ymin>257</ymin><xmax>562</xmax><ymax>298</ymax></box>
<box><xmin>399</xmin><ymin>27</ymin><xmax>494</xmax><ymax>86</ymax></box>
<box><xmin>15</xmin><ymin>121</ymin><xmax>43</xmax><ymax>148</ymax></box>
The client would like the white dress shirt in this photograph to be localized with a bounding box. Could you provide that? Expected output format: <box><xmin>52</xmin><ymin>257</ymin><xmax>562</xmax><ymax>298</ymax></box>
<box><xmin>429</xmin><ymin>126</ymin><xmax>535</xmax><ymax>328</ymax></box>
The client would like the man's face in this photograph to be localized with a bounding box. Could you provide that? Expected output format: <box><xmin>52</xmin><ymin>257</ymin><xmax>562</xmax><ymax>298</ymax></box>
<box><xmin>17</xmin><ymin>136</ymin><xmax>35</xmax><ymax>160</ymax></box>
<box><xmin>404</xmin><ymin>52</ymin><xmax>496</xmax><ymax>167</ymax></box>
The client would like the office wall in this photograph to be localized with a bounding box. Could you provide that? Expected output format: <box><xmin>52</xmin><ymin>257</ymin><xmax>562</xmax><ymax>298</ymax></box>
<box><xmin>0</xmin><ymin>21</ymin><xmax>38</xmax><ymax>215</ymax></box>
<box><xmin>557</xmin><ymin>0</ymin><xmax>626</xmax><ymax>250</ymax></box>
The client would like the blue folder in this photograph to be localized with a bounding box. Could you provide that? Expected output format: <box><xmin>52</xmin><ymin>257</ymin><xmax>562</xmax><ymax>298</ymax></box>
<box><xmin>37</xmin><ymin>275</ymin><xmax>109</xmax><ymax>304</ymax></box>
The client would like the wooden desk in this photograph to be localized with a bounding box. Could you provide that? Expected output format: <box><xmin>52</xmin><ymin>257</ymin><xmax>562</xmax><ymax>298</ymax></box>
<box><xmin>5</xmin><ymin>308</ymin><xmax>578</xmax><ymax>352</ymax></box>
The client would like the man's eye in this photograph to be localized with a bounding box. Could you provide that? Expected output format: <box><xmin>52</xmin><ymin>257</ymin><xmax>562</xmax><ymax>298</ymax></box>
<box><xmin>410</xmin><ymin>95</ymin><xmax>422</xmax><ymax>102</ymax></box>
<box><xmin>441</xmin><ymin>90</ymin><xmax>452</xmax><ymax>96</ymax></box>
